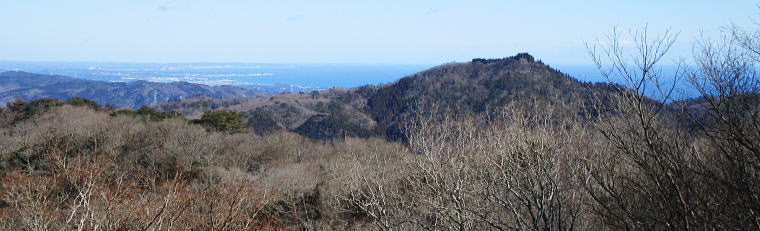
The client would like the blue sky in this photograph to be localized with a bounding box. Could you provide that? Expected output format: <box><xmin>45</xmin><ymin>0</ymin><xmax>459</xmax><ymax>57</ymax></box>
<box><xmin>0</xmin><ymin>0</ymin><xmax>756</xmax><ymax>64</ymax></box>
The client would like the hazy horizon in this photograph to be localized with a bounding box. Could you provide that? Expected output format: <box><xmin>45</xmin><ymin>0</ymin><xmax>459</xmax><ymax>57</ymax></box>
<box><xmin>0</xmin><ymin>59</ymin><xmax>679</xmax><ymax>97</ymax></box>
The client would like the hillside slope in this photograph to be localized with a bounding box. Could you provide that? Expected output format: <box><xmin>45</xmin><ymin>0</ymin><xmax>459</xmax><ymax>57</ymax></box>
<box><xmin>364</xmin><ymin>53</ymin><xmax>623</xmax><ymax>139</ymax></box>
<box><xmin>159</xmin><ymin>53</ymin><xmax>628</xmax><ymax>139</ymax></box>
<box><xmin>0</xmin><ymin>71</ymin><xmax>268</xmax><ymax>108</ymax></box>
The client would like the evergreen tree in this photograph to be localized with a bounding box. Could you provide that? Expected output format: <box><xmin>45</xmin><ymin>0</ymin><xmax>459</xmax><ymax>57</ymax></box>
<box><xmin>194</xmin><ymin>110</ymin><xmax>245</xmax><ymax>133</ymax></box>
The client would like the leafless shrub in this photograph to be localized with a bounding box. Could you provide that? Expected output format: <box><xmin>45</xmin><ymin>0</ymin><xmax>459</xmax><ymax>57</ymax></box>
<box><xmin>327</xmin><ymin>102</ymin><xmax>590</xmax><ymax>230</ymax></box>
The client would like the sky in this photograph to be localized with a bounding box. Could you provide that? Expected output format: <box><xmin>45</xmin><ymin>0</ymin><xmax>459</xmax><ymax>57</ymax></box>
<box><xmin>0</xmin><ymin>0</ymin><xmax>757</xmax><ymax>65</ymax></box>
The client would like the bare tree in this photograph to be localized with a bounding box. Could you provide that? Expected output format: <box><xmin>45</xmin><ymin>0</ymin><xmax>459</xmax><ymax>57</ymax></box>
<box><xmin>585</xmin><ymin>25</ymin><xmax>760</xmax><ymax>230</ymax></box>
<box><xmin>330</xmin><ymin>102</ymin><xmax>589</xmax><ymax>230</ymax></box>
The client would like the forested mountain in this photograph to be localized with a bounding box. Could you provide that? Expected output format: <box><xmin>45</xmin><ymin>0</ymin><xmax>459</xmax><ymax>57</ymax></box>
<box><xmin>0</xmin><ymin>71</ymin><xmax>268</xmax><ymax>108</ymax></box>
<box><xmin>0</xmin><ymin>48</ymin><xmax>757</xmax><ymax>230</ymax></box>
<box><xmin>362</xmin><ymin>53</ymin><xmax>625</xmax><ymax>139</ymax></box>
<box><xmin>160</xmin><ymin>53</ymin><xmax>629</xmax><ymax>140</ymax></box>
<box><xmin>2</xmin><ymin>0</ymin><xmax>758</xmax><ymax>227</ymax></box>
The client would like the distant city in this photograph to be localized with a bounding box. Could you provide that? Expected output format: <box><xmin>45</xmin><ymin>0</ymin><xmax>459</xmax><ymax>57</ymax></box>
<box><xmin>0</xmin><ymin>61</ymin><xmax>433</xmax><ymax>93</ymax></box>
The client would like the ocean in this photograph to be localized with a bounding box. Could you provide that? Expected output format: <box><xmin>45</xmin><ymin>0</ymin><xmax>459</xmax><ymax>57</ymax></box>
<box><xmin>0</xmin><ymin>61</ymin><xmax>692</xmax><ymax>97</ymax></box>
<box><xmin>0</xmin><ymin>61</ymin><xmax>433</xmax><ymax>92</ymax></box>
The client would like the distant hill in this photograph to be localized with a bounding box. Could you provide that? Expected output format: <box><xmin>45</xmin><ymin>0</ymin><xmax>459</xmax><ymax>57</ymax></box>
<box><xmin>363</xmin><ymin>53</ymin><xmax>627</xmax><ymax>139</ymax></box>
<box><xmin>159</xmin><ymin>53</ymin><xmax>631</xmax><ymax>139</ymax></box>
<box><xmin>0</xmin><ymin>71</ymin><xmax>269</xmax><ymax>108</ymax></box>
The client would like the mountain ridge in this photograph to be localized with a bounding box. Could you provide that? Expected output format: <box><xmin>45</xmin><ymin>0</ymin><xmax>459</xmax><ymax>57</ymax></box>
<box><xmin>0</xmin><ymin>71</ymin><xmax>268</xmax><ymax>108</ymax></box>
<box><xmin>159</xmin><ymin>53</ymin><xmax>631</xmax><ymax>139</ymax></box>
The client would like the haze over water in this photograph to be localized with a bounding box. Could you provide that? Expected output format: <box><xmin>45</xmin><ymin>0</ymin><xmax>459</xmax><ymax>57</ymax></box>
<box><xmin>0</xmin><ymin>61</ymin><xmax>433</xmax><ymax>91</ymax></box>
